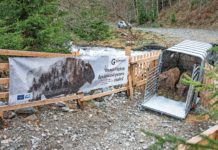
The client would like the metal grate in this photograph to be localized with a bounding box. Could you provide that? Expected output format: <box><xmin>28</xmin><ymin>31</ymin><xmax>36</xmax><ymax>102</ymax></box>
<box><xmin>144</xmin><ymin>54</ymin><xmax>162</xmax><ymax>102</ymax></box>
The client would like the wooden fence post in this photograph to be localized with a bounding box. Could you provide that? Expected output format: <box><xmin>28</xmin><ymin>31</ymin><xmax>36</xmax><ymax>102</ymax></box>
<box><xmin>0</xmin><ymin>110</ymin><xmax>3</xmax><ymax>119</ymax></box>
<box><xmin>77</xmin><ymin>93</ymin><xmax>84</xmax><ymax>110</ymax></box>
<box><xmin>125</xmin><ymin>47</ymin><xmax>134</xmax><ymax>100</ymax></box>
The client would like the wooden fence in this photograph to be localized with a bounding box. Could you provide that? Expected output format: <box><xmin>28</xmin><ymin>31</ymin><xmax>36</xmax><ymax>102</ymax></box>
<box><xmin>0</xmin><ymin>48</ymin><xmax>161</xmax><ymax>119</ymax></box>
<box><xmin>130</xmin><ymin>51</ymin><xmax>160</xmax><ymax>88</ymax></box>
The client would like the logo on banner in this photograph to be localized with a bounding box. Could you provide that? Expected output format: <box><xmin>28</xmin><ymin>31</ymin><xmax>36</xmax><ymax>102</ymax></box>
<box><xmin>16</xmin><ymin>93</ymin><xmax>32</xmax><ymax>101</ymax></box>
<box><xmin>111</xmin><ymin>58</ymin><xmax>126</xmax><ymax>65</ymax></box>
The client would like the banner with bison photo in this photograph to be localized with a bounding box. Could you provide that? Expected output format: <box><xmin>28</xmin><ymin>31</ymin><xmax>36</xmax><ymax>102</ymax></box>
<box><xmin>8</xmin><ymin>56</ymin><xmax>128</xmax><ymax>105</ymax></box>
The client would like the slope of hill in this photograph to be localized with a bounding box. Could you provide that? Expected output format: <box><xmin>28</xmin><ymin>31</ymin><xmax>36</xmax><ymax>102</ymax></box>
<box><xmin>157</xmin><ymin>0</ymin><xmax>218</xmax><ymax>29</ymax></box>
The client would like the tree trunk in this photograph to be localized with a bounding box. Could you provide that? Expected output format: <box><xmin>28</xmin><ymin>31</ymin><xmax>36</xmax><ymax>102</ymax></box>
<box><xmin>156</xmin><ymin>0</ymin><xmax>159</xmax><ymax>18</ymax></box>
<box><xmin>133</xmin><ymin>0</ymin><xmax>138</xmax><ymax>21</ymax></box>
<box><xmin>199</xmin><ymin>0</ymin><xmax>203</xmax><ymax>16</ymax></box>
<box><xmin>168</xmin><ymin>0</ymin><xmax>172</xmax><ymax>7</ymax></box>
<box><xmin>152</xmin><ymin>0</ymin><xmax>155</xmax><ymax>19</ymax></box>
<box><xmin>161</xmin><ymin>0</ymin><xmax>164</xmax><ymax>9</ymax></box>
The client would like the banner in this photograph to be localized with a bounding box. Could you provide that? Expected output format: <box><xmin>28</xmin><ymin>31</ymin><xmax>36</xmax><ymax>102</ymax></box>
<box><xmin>9</xmin><ymin>56</ymin><xmax>128</xmax><ymax>105</ymax></box>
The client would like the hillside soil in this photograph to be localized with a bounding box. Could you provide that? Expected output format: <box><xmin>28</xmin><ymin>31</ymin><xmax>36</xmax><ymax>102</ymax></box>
<box><xmin>157</xmin><ymin>0</ymin><xmax>218</xmax><ymax>29</ymax></box>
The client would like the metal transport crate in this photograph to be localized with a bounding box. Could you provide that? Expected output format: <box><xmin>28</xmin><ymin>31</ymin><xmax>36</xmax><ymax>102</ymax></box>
<box><xmin>142</xmin><ymin>40</ymin><xmax>212</xmax><ymax>119</ymax></box>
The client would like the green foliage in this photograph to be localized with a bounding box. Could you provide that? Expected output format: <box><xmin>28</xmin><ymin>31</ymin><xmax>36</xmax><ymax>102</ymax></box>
<box><xmin>141</xmin><ymin>129</ymin><xmax>218</xmax><ymax>149</ymax></box>
<box><xmin>182</xmin><ymin>64</ymin><xmax>218</xmax><ymax>119</ymax></box>
<box><xmin>191</xmin><ymin>0</ymin><xmax>207</xmax><ymax>9</ymax></box>
<box><xmin>73</xmin><ymin>19</ymin><xmax>111</xmax><ymax>41</ymax></box>
<box><xmin>210</xmin><ymin>46</ymin><xmax>218</xmax><ymax>53</ymax></box>
<box><xmin>68</xmin><ymin>1</ymin><xmax>111</xmax><ymax>41</ymax></box>
<box><xmin>191</xmin><ymin>0</ymin><xmax>200</xmax><ymax>8</ymax></box>
<box><xmin>136</xmin><ymin>0</ymin><xmax>158</xmax><ymax>25</ymax></box>
<box><xmin>0</xmin><ymin>0</ymin><xmax>70</xmax><ymax>53</ymax></box>
<box><xmin>136</xmin><ymin>0</ymin><xmax>147</xmax><ymax>25</ymax></box>
<box><xmin>170</xmin><ymin>13</ymin><xmax>176</xmax><ymax>24</ymax></box>
<box><xmin>182</xmin><ymin>45</ymin><xmax>218</xmax><ymax>101</ymax></box>
<box><xmin>146</xmin><ymin>10</ymin><xmax>157</xmax><ymax>23</ymax></box>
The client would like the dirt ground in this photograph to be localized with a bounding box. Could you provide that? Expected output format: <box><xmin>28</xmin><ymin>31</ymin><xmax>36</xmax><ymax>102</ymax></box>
<box><xmin>0</xmin><ymin>91</ymin><xmax>215</xmax><ymax>150</ymax></box>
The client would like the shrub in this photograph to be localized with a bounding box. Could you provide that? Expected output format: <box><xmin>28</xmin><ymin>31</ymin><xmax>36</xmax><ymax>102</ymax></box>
<box><xmin>211</xmin><ymin>46</ymin><xmax>218</xmax><ymax>53</ymax></box>
<box><xmin>66</xmin><ymin>1</ymin><xmax>112</xmax><ymax>41</ymax></box>
<box><xmin>137</xmin><ymin>0</ymin><xmax>147</xmax><ymax>25</ymax></box>
<box><xmin>191</xmin><ymin>0</ymin><xmax>201</xmax><ymax>8</ymax></box>
<box><xmin>73</xmin><ymin>18</ymin><xmax>111</xmax><ymax>41</ymax></box>
<box><xmin>170</xmin><ymin>13</ymin><xmax>176</xmax><ymax>24</ymax></box>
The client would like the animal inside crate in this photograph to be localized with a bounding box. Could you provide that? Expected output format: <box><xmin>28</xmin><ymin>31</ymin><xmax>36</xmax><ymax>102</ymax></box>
<box><xmin>142</xmin><ymin>40</ymin><xmax>213</xmax><ymax>119</ymax></box>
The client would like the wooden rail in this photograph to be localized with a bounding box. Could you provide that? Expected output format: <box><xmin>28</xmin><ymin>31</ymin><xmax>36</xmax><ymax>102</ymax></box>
<box><xmin>0</xmin><ymin>49</ymin><xmax>80</xmax><ymax>57</ymax></box>
<box><xmin>0</xmin><ymin>94</ymin><xmax>83</xmax><ymax>111</ymax></box>
<box><xmin>0</xmin><ymin>63</ymin><xmax>9</xmax><ymax>71</ymax></box>
<box><xmin>0</xmin><ymin>48</ymin><xmax>161</xmax><ymax>119</ymax></box>
<box><xmin>0</xmin><ymin>78</ymin><xmax>9</xmax><ymax>85</ymax></box>
<box><xmin>0</xmin><ymin>92</ymin><xmax>8</xmax><ymax>99</ymax></box>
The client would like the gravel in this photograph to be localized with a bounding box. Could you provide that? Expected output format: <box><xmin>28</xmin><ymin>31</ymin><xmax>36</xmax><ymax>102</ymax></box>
<box><xmin>136</xmin><ymin>27</ymin><xmax>218</xmax><ymax>44</ymax></box>
<box><xmin>0</xmin><ymin>92</ymin><xmax>215</xmax><ymax>150</ymax></box>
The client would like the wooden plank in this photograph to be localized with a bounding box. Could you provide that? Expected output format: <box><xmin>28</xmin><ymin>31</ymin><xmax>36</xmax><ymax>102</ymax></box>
<box><xmin>135</xmin><ymin>79</ymin><xmax>147</xmax><ymax>87</ymax></box>
<box><xmin>0</xmin><ymin>63</ymin><xmax>9</xmax><ymax>71</ymax></box>
<box><xmin>0</xmin><ymin>94</ymin><xmax>82</xmax><ymax>111</ymax></box>
<box><xmin>178</xmin><ymin>125</ymin><xmax>218</xmax><ymax>150</ymax></box>
<box><xmin>0</xmin><ymin>49</ymin><xmax>80</xmax><ymax>57</ymax></box>
<box><xmin>128</xmin><ymin>71</ymin><xmax>134</xmax><ymax>100</ymax></box>
<box><xmin>0</xmin><ymin>92</ymin><xmax>8</xmax><ymax>99</ymax></box>
<box><xmin>82</xmin><ymin>87</ymin><xmax>127</xmax><ymax>102</ymax></box>
<box><xmin>0</xmin><ymin>110</ymin><xmax>3</xmax><ymax>119</ymax></box>
<box><xmin>125</xmin><ymin>46</ymin><xmax>131</xmax><ymax>56</ymax></box>
<box><xmin>187</xmin><ymin>125</ymin><xmax>218</xmax><ymax>144</ymax></box>
<box><xmin>0</xmin><ymin>78</ymin><xmax>9</xmax><ymax>85</ymax></box>
<box><xmin>130</xmin><ymin>56</ymin><xmax>160</xmax><ymax>64</ymax></box>
<box><xmin>131</xmin><ymin>64</ymin><xmax>136</xmax><ymax>86</ymax></box>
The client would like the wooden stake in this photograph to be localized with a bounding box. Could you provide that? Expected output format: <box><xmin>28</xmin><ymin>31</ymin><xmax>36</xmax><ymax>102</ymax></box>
<box><xmin>77</xmin><ymin>93</ymin><xmax>84</xmax><ymax>110</ymax></box>
<box><xmin>0</xmin><ymin>110</ymin><xmax>3</xmax><ymax>119</ymax></box>
<box><xmin>125</xmin><ymin>47</ymin><xmax>133</xmax><ymax>100</ymax></box>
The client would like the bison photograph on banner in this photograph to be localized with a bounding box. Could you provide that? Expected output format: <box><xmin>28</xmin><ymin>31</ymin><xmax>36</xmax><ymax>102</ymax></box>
<box><xmin>9</xmin><ymin>56</ymin><xmax>128</xmax><ymax>105</ymax></box>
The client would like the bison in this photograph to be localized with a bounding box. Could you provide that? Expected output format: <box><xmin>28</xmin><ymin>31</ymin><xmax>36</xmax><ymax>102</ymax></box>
<box><xmin>27</xmin><ymin>58</ymin><xmax>95</xmax><ymax>100</ymax></box>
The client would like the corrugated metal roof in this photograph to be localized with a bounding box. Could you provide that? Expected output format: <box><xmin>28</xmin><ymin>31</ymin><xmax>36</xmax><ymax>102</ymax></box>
<box><xmin>167</xmin><ymin>40</ymin><xmax>212</xmax><ymax>60</ymax></box>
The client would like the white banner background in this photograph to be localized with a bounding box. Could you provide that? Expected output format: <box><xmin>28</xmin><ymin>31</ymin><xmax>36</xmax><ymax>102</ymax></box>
<box><xmin>9</xmin><ymin>56</ymin><xmax>128</xmax><ymax>105</ymax></box>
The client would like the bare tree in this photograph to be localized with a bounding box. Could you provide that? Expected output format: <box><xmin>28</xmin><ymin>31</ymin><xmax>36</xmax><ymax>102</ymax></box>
<box><xmin>111</xmin><ymin>0</ymin><xmax>137</xmax><ymax>39</ymax></box>
<box><xmin>199</xmin><ymin>0</ymin><xmax>203</xmax><ymax>16</ymax></box>
<box><xmin>161</xmin><ymin>0</ymin><xmax>164</xmax><ymax>9</ymax></box>
<box><xmin>156</xmin><ymin>0</ymin><xmax>159</xmax><ymax>18</ymax></box>
<box><xmin>168</xmin><ymin>0</ymin><xmax>172</xmax><ymax>7</ymax></box>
